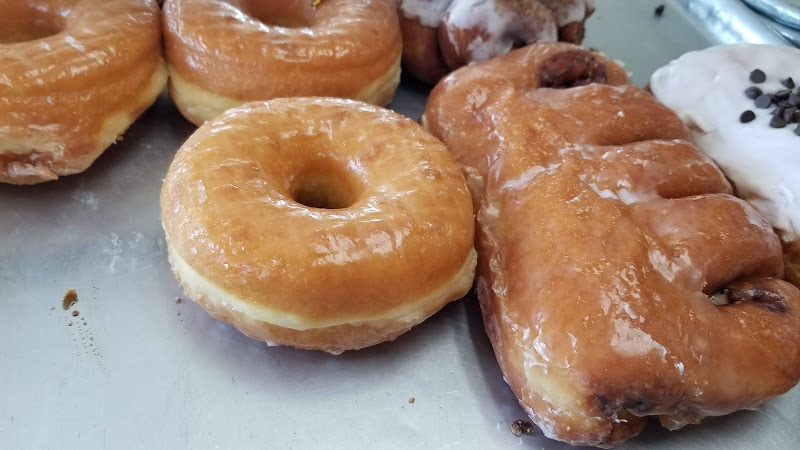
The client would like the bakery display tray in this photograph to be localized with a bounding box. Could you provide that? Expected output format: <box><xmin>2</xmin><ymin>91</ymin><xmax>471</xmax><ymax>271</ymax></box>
<box><xmin>1</xmin><ymin>1</ymin><xmax>797</xmax><ymax>448</ymax></box>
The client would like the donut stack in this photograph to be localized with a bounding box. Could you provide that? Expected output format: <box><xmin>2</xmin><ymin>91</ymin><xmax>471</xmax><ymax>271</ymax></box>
<box><xmin>161</xmin><ymin>0</ymin><xmax>403</xmax><ymax>125</ymax></box>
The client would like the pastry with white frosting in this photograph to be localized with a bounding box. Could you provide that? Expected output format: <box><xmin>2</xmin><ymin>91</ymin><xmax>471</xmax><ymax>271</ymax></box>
<box><xmin>651</xmin><ymin>43</ymin><xmax>800</xmax><ymax>285</ymax></box>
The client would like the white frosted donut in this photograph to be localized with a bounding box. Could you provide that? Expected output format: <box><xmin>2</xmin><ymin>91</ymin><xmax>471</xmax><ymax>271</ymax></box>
<box><xmin>0</xmin><ymin>0</ymin><xmax>167</xmax><ymax>185</ymax></box>
<box><xmin>160</xmin><ymin>97</ymin><xmax>477</xmax><ymax>354</ymax></box>
<box><xmin>162</xmin><ymin>0</ymin><xmax>402</xmax><ymax>125</ymax></box>
<box><xmin>651</xmin><ymin>43</ymin><xmax>800</xmax><ymax>284</ymax></box>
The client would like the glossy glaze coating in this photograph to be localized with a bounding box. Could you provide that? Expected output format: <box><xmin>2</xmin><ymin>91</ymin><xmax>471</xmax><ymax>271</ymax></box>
<box><xmin>397</xmin><ymin>0</ymin><xmax>594</xmax><ymax>84</ymax></box>
<box><xmin>162</xmin><ymin>0</ymin><xmax>402</xmax><ymax>125</ymax></box>
<box><xmin>422</xmin><ymin>42</ymin><xmax>800</xmax><ymax>447</ymax></box>
<box><xmin>0</xmin><ymin>0</ymin><xmax>167</xmax><ymax>184</ymax></box>
<box><xmin>161</xmin><ymin>98</ymin><xmax>476</xmax><ymax>354</ymax></box>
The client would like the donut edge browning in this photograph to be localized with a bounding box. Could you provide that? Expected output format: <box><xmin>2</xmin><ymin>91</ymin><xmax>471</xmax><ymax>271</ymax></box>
<box><xmin>164</xmin><ymin>238</ymin><xmax>477</xmax><ymax>354</ymax></box>
<box><xmin>162</xmin><ymin>0</ymin><xmax>403</xmax><ymax>125</ymax></box>
<box><xmin>166</xmin><ymin>56</ymin><xmax>401</xmax><ymax>126</ymax></box>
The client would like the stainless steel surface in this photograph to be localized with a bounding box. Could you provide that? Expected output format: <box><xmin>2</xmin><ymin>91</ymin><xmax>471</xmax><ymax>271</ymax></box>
<box><xmin>742</xmin><ymin>0</ymin><xmax>800</xmax><ymax>29</ymax></box>
<box><xmin>584</xmin><ymin>0</ymin><xmax>789</xmax><ymax>87</ymax></box>
<box><xmin>1</xmin><ymin>1</ymin><xmax>797</xmax><ymax>449</ymax></box>
<box><xmin>743</xmin><ymin>0</ymin><xmax>800</xmax><ymax>46</ymax></box>
<box><xmin>670</xmin><ymin>0</ymin><xmax>791</xmax><ymax>45</ymax></box>
<box><xmin>766</xmin><ymin>17</ymin><xmax>800</xmax><ymax>45</ymax></box>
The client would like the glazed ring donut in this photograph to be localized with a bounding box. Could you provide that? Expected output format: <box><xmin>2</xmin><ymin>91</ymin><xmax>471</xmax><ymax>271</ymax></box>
<box><xmin>162</xmin><ymin>0</ymin><xmax>403</xmax><ymax>126</ymax></box>
<box><xmin>160</xmin><ymin>97</ymin><xmax>477</xmax><ymax>354</ymax></box>
<box><xmin>0</xmin><ymin>0</ymin><xmax>167</xmax><ymax>185</ymax></box>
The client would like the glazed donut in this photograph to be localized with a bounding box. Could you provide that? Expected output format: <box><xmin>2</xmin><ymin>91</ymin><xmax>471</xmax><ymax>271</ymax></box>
<box><xmin>0</xmin><ymin>0</ymin><xmax>167</xmax><ymax>185</ymax></box>
<box><xmin>160</xmin><ymin>97</ymin><xmax>477</xmax><ymax>354</ymax></box>
<box><xmin>162</xmin><ymin>0</ymin><xmax>403</xmax><ymax>126</ymax></box>
<box><xmin>650</xmin><ymin>44</ymin><xmax>800</xmax><ymax>287</ymax></box>
<box><xmin>397</xmin><ymin>0</ymin><xmax>594</xmax><ymax>84</ymax></box>
<box><xmin>423</xmin><ymin>43</ymin><xmax>800</xmax><ymax>447</ymax></box>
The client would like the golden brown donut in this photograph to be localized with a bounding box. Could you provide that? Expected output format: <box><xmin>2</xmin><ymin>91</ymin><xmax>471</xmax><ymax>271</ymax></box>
<box><xmin>397</xmin><ymin>0</ymin><xmax>594</xmax><ymax>85</ymax></box>
<box><xmin>0</xmin><ymin>0</ymin><xmax>167</xmax><ymax>185</ymax></box>
<box><xmin>422</xmin><ymin>43</ymin><xmax>800</xmax><ymax>447</ymax></box>
<box><xmin>161</xmin><ymin>97</ymin><xmax>477</xmax><ymax>354</ymax></box>
<box><xmin>162</xmin><ymin>0</ymin><xmax>403</xmax><ymax>126</ymax></box>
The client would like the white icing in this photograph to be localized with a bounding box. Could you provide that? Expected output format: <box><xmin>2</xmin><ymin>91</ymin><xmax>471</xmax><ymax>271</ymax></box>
<box><xmin>194</xmin><ymin>180</ymin><xmax>207</xmax><ymax>203</ymax></box>
<box><xmin>500</xmin><ymin>162</ymin><xmax>560</xmax><ymax>192</ymax></box>
<box><xmin>650</xmin><ymin>43</ymin><xmax>800</xmax><ymax>242</ymax></box>
<box><xmin>365</xmin><ymin>231</ymin><xmax>393</xmax><ymax>255</ymax></box>
<box><xmin>579</xmin><ymin>175</ymin><xmax>651</xmax><ymax>205</ymax></box>
<box><xmin>466</xmin><ymin>87</ymin><xmax>489</xmax><ymax>109</ymax></box>
<box><xmin>399</xmin><ymin>0</ymin><xmax>453</xmax><ymax>28</ymax></box>
<box><xmin>585</xmin><ymin>181</ymin><xmax>617</xmax><ymax>199</ymax></box>
<box><xmin>611</xmin><ymin>317</ymin><xmax>667</xmax><ymax>360</ymax></box>
<box><xmin>646</xmin><ymin>236</ymin><xmax>699</xmax><ymax>287</ymax></box>
<box><xmin>444</xmin><ymin>0</ymin><xmax>557</xmax><ymax>64</ymax></box>
<box><xmin>64</xmin><ymin>35</ymin><xmax>86</xmax><ymax>52</ymax></box>
<box><xmin>27</xmin><ymin>124</ymin><xmax>61</xmax><ymax>132</ymax></box>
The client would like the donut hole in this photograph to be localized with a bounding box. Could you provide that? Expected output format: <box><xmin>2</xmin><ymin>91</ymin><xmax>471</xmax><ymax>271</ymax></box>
<box><xmin>288</xmin><ymin>158</ymin><xmax>362</xmax><ymax>210</ymax></box>
<box><xmin>511</xmin><ymin>38</ymin><xmax>528</xmax><ymax>50</ymax></box>
<box><xmin>0</xmin><ymin>6</ymin><xmax>65</xmax><ymax>43</ymax></box>
<box><xmin>539</xmin><ymin>50</ymin><xmax>608</xmax><ymax>89</ymax></box>
<box><xmin>239</xmin><ymin>0</ymin><xmax>314</xmax><ymax>28</ymax></box>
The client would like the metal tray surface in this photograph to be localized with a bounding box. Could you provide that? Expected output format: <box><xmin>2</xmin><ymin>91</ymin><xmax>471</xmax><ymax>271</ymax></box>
<box><xmin>742</xmin><ymin>0</ymin><xmax>800</xmax><ymax>30</ymax></box>
<box><xmin>1</xmin><ymin>1</ymin><xmax>798</xmax><ymax>448</ymax></box>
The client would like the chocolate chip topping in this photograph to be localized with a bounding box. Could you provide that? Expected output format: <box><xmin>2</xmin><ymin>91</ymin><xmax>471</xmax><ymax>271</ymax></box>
<box><xmin>783</xmin><ymin>107</ymin><xmax>797</xmax><ymax>123</ymax></box>
<box><xmin>539</xmin><ymin>50</ymin><xmax>608</xmax><ymax>89</ymax></box>
<box><xmin>742</xmin><ymin>69</ymin><xmax>800</xmax><ymax>135</ymax></box>
<box><xmin>770</xmin><ymin>115</ymin><xmax>788</xmax><ymax>128</ymax></box>
<box><xmin>654</xmin><ymin>4</ymin><xmax>665</xmax><ymax>16</ymax></box>
<box><xmin>751</xmin><ymin>289</ymin><xmax>788</xmax><ymax>313</ymax></box>
<box><xmin>750</xmin><ymin>69</ymin><xmax>767</xmax><ymax>83</ymax></box>
<box><xmin>755</xmin><ymin>94</ymin><xmax>772</xmax><ymax>109</ymax></box>
<box><xmin>745</xmin><ymin>86</ymin><xmax>763</xmax><ymax>99</ymax></box>
<box><xmin>774</xmin><ymin>89</ymin><xmax>792</xmax><ymax>101</ymax></box>
<box><xmin>712</xmin><ymin>287</ymin><xmax>787</xmax><ymax>313</ymax></box>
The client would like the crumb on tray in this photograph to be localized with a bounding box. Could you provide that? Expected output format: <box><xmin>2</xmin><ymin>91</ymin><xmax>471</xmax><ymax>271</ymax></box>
<box><xmin>510</xmin><ymin>419</ymin><xmax>535</xmax><ymax>437</ymax></box>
